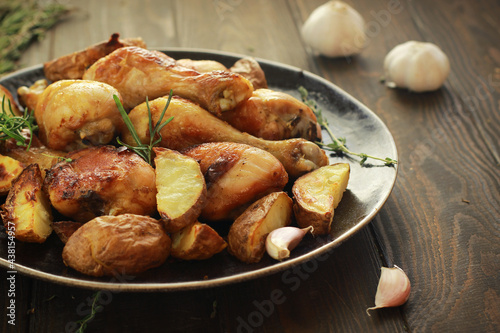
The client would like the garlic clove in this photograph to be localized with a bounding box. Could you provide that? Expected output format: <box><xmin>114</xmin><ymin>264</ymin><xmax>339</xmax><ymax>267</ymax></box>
<box><xmin>366</xmin><ymin>265</ymin><xmax>411</xmax><ymax>315</ymax></box>
<box><xmin>266</xmin><ymin>226</ymin><xmax>313</xmax><ymax>260</ymax></box>
<box><xmin>301</xmin><ymin>1</ymin><xmax>366</xmax><ymax>58</ymax></box>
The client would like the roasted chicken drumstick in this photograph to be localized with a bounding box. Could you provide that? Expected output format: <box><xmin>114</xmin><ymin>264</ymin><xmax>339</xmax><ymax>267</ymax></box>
<box><xmin>18</xmin><ymin>79</ymin><xmax>125</xmax><ymax>152</ymax></box>
<box><xmin>83</xmin><ymin>46</ymin><xmax>254</xmax><ymax>114</ymax></box>
<box><xmin>220</xmin><ymin>88</ymin><xmax>322</xmax><ymax>141</ymax></box>
<box><xmin>121</xmin><ymin>96</ymin><xmax>328</xmax><ymax>178</ymax></box>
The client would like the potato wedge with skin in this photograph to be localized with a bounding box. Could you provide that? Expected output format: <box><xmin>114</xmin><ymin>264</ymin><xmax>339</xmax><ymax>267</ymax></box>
<box><xmin>62</xmin><ymin>214</ymin><xmax>170</xmax><ymax>277</ymax></box>
<box><xmin>0</xmin><ymin>154</ymin><xmax>25</xmax><ymax>195</ymax></box>
<box><xmin>292</xmin><ymin>163</ymin><xmax>350</xmax><ymax>235</ymax></box>
<box><xmin>1</xmin><ymin>164</ymin><xmax>53</xmax><ymax>243</ymax></box>
<box><xmin>171</xmin><ymin>221</ymin><xmax>227</xmax><ymax>260</ymax></box>
<box><xmin>228</xmin><ymin>191</ymin><xmax>293</xmax><ymax>263</ymax></box>
<box><xmin>154</xmin><ymin>147</ymin><xmax>207</xmax><ymax>233</ymax></box>
<box><xmin>2</xmin><ymin>147</ymin><xmax>67</xmax><ymax>179</ymax></box>
<box><xmin>0</xmin><ymin>84</ymin><xmax>21</xmax><ymax>116</ymax></box>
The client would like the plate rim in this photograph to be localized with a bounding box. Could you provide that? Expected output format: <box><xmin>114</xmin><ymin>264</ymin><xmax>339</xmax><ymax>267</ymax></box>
<box><xmin>0</xmin><ymin>47</ymin><xmax>398</xmax><ymax>291</ymax></box>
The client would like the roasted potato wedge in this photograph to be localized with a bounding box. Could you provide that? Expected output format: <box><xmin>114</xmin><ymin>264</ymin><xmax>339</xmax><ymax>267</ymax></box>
<box><xmin>154</xmin><ymin>147</ymin><xmax>207</xmax><ymax>233</ymax></box>
<box><xmin>292</xmin><ymin>163</ymin><xmax>350</xmax><ymax>235</ymax></box>
<box><xmin>52</xmin><ymin>221</ymin><xmax>83</xmax><ymax>244</ymax></box>
<box><xmin>183</xmin><ymin>142</ymin><xmax>289</xmax><ymax>222</ymax></box>
<box><xmin>0</xmin><ymin>84</ymin><xmax>21</xmax><ymax>116</ymax></box>
<box><xmin>1</xmin><ymin>164</ymin><xmax>53</xmax><ymax>243</ymax></box>
<box><xmin>62</xmin><ymin>214</ymin><xmax>170</xmax><ymax>277</ymax></box>
<box><xmin>0</xmin><ymin>154</ymin><xmax>25</xmax><ymax>195</ymax></box>
<box><xmin>171</xmin><ymin>221</ymin><xmax>227</xmax><ymax>260</ymax></box>
<box><xmin>228</xmin><ymin>191</ymin><xmax>293</xmax><ymax>263</ymax></box>
<box><xmin>2</xmin><ymin>147</ymin><xmax>67</xmax><ymax>179</ymax></box>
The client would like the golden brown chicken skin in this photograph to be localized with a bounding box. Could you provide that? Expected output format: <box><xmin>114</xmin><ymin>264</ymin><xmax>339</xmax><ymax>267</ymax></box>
<box><xmin>83</xmin><ymin>46</ymin><xmax>254</xmax><ymax>114</ymax></box>
<box><xmin>18</xmin><ymin>79</ymin><xmax>125</xmax><ymax>152</ymax></box>
<box><xmin>121</xmin><ymin>96</ymin><xmax>328</xmax><ymax>178</ymax></box>
<box><xmin>44</xmin><ymin>145</ymin><xmax>157</xmax><ymax>222</ymax></box>
<box><xmin>183</xmin><ymin>142</ymin><xmax>288</xmax><ymax>222</ymax></box>
<box><xmin>220</xmin><ymin>88</ymin><xmax>322</xmax><ymax>141</ymax></box>
<box><xmin>44</xmin><ymin>33</ymin><xmax>147</xmax><ymax>82</ymax></box>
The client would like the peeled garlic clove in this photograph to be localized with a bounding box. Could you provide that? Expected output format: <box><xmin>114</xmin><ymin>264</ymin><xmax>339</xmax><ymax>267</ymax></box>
<box><xmin>266</xmin><ymin>226</ymin><xmax>313</xmax><ymax>260</ymax></box>
<box><xmin>301</xmin><ymin>1</ymin><xmax>366</xmax><ymax>57</ymax></box>
<box><xmin>383</xmin><ymin>41</ymin><xmax>450</xmax><ymax>92</ymax></box>
<box><xmin>366</xmin><ymin>265</ymin><xmax>411</xmax><ymax>315</ymax></box>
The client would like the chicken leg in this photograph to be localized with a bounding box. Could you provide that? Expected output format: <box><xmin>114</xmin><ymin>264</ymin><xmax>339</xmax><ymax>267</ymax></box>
<box><xmin>220</xmin><ymin>88</ymin><xmax>322</xmax><ymax>141</ymax></box>
<box><xmin>83</xmin><ymin>46</ymin><xmax>254</xmax><ymax>114</ymax></box>
<box><xmin>121</xmin><ymin>96</ymin><xmax>329</xmax><ymax>178</ymax></box>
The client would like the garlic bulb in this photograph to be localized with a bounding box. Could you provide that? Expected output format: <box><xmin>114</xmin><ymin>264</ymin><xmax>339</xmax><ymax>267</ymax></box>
<box><xmin>266</xmin><ymin>226</ymin><xmax>313</xmax><ymax>260</ymax></box>
<box><xmin>366</xmin><ymin>265</ymin><xmax>411</xmax><ymax>315</ymax></box>
<box><xmin>383</xmin><ymin>41</ymin><xmax>450</xmax><ymax>92</ymax></box>
<box><xmin>301</xmin><ymin>1</ymin><xmax>366</xmax><ymax>57</ymax></box>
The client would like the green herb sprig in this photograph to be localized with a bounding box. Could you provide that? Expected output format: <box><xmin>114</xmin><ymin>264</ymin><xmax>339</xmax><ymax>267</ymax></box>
<box><xmin>298</xmin><ymin>86</ymin><xmax>397</xmax><ymax>166</ymax></box>
<box><xmin>0</xmin><ymin>96</ymin><xmax>37</xmax><ymax>150</ymax></box>
<box><xmin>114</xmin><ymin>91</ymin><xmax>174</xmax><ymax>166</ymax></box>
<box><xmin>75</xmin><ymin>291</ymin><xmax>103</xmax><ymax>333</ymax></box>
<box><xmin>0</xmin><ymin>0</ymin><xmax>69</xmax><ymax>75</ymax></box>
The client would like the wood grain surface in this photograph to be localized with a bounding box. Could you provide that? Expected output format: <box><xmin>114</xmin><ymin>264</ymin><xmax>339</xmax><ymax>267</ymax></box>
<box><xmin>1</xmin><ymin>0</ymin><xmax>499</xmax><ymax>332</ymax></box>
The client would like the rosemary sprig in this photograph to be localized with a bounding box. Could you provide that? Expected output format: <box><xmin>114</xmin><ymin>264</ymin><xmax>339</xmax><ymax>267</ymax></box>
<box><xmin>0</xmin><ymin>96</ymin><xmax>37</xmax><ymax>150</ymax></box>
<box><xmin>75</xmin><ymin>291</ymin><xmax>103</xmax><ymax>333</ymax></box>
<box><xmin>0</xmin><ymin>0</ymin><xmax>69</xmax><ymax>75</ymax></box>
<box><xmin>114</xmin><ymin>91</ymin><xmax>174</xmax><ymax>166</ymax></box>
<box><xmin>298</xmin><ymin>86</ymin><xmax>397</xmax><ymax>166</ymax></box>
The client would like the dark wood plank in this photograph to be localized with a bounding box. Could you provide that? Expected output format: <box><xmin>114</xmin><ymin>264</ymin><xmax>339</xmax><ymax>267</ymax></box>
<box><xmin>292</xmin><ymin>0</ymin><xmax>500</xmax><ymax>332</ymax></box>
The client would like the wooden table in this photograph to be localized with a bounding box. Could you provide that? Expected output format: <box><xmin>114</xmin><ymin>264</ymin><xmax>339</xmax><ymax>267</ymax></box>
<box><xmin>1</xmin><ymin>0</ymin><xmax>499</xmax><ymax>332</ymax></box>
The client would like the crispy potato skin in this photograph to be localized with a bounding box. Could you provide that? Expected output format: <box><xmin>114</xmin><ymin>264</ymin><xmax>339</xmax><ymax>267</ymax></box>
<box><xmin>44</xmin><ymin>33</ymin><xmax>146</xmax><ymax>82</ymax></box>
<box><xmin>0</xmin><ymin>154</ymin><xmax>25</xmax><ymax>195</ymax></box>
<box><xmin>292</xmin><ymin>163</ymin><xmax>350</xmax><ymax>235</ymax></box>
<box><xmin>1</xmin><ymin>164</ymin><xmax>53</xmax><ymax>243</ymax></box>
<box><xmin>183</xmin><ymin>142</ymin><xmax>289</xmax><ymax>222</ymax></box>
<box><xmin>44</xmin><ymin>146</ymin><xmax>157</xmax><ymax>222</ymax></box>
<box><xmin>62</xmin><ymin>214</ymin><xmax>170</xmax><ymax>277</ymax></box>
<box><xmin>171</xmin><ymin>221</ymin><xmax>227</xmax><ymax>260</ymax></box>
<box><xmin>228</xmin><ymin>191</ymin><xmax>293</xmax><ymax>263</ymax></box>
<box><xmin>154</xmin><ymin>147</ymin><xmax>207</xmax><ymax>233</ymax></box>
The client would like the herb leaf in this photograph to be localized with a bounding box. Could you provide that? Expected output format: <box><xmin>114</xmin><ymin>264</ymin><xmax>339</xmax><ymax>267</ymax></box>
<box><xmin>298</xmin><ymin>86</ymin><xmax>397</xmax><ymax>166</ymax></box>
<box><xmin>114</xmin><ymin>91</ymin><xmax>174</xmax><ymax>166</ymax></box>
<box><xmin>0</xmin><ymin>95</ymin><xmax>38</xmax><ymax>150</ymax></box>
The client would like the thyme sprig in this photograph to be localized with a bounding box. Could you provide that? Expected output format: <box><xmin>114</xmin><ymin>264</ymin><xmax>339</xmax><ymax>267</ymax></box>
<box><xmin>114</xmin><ymin>91</ymin><xmax>174</xmax><ymax>166</ymax></box>
<box><xmin>0</xmin><ymin>0</ymin><xmax>69</xmax><ymax>75</ymax></box>
<box><xmin>298</xmin><ymin>86</ymin><xmax>397</xmax><ymax>166</ymax></box>
<box><xmin>75</xmin><ymin>291</ymin><xmax>103</xmax><ymax>333</ymax></box>
<box><xmin>0</xmin><ymin>96</ymin><xmax>37</xmax><ymax>150</ymax></box>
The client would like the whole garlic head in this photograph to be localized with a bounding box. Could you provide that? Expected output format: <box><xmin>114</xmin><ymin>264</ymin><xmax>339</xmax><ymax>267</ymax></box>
<box><xmin>383</xmin><ymin>41</ymin><xmax>450</xmax><ymax>92</ymax></box>
<box><xmin>301</xmin><ymin>1</ymin><xmax>366</xmax><ymax>57</ymax></box>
